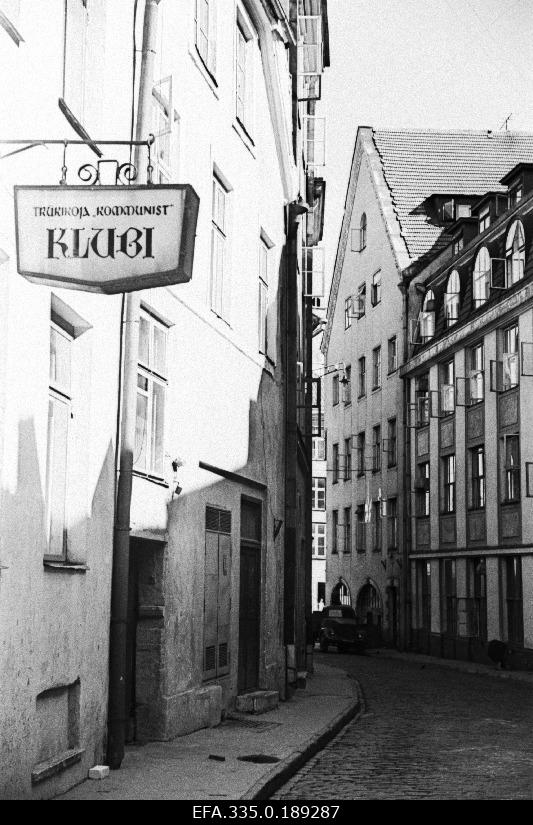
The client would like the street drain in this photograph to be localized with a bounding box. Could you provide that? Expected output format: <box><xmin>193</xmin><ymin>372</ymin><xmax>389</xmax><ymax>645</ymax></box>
<box><xmin>237</xmin><ymin>754</ymin><xmax>281</xmax><ymax>764</ymax></box>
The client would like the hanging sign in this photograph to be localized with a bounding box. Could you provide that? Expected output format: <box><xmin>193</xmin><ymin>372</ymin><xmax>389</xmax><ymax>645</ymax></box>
<box><xmin>14</xmin><ymin>184</ymin><xmax>200</xmax><ymax>294</ymax></box>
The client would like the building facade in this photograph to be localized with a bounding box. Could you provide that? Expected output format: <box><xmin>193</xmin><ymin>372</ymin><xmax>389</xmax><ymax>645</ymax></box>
<box><xmin>405</xmin><ymin>159</ymin><xmax>533</xmax><ymax>669</ymax></box>
<box><xmin>0</xmin><ymin>0</ymin><xmax>329</xmax><ymax>798</ymax></box>
<box><xmin>323</xmin><ymin>127</ymin><xmax>533</xmax><ymax>654</ymax></box>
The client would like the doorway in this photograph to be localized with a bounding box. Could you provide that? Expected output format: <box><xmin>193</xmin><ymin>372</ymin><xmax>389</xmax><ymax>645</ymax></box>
<box><xmin>238</xmin><ymin>499</ymin><xmax>262</xmax><ymax>693</ymax></box>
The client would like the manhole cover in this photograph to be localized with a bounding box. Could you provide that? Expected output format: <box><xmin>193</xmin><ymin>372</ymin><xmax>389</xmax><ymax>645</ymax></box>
<box><xmin>237</xmin><ymin>754</ymin><xmax>281</xmax><ymax>764</ymax></box>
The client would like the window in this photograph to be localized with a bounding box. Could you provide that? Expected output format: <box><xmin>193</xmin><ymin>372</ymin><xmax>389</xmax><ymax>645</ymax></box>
<box><xmin>505</xmin><ymin>220</ymin><xmax>525</xmax><ymax>287</ymax></box>
<box><xmin>332</xmin><ymin>373</ymin><xmax>339</xmax><ymax>406</ymax></box>
<box><xmin>387</xmin><ymin>498</ymin><xmax>398</xmax><ymax>550</ymax></box>
<box><xmin>332</xmin><ymin>443</ymin><xmax>339</xmax><ymax>484</ymax></box>
<box><xmin>439</xmin><ymin>359</ymin><xmax>455</xmax><ymax>416</ymax></box>
<box><xmin>502</xmin><ymin>556</ymin><xmax>523</xmax><ymax>646</ymax></box>
<box><xmin>344</xmin><ymin>438</ymin><xmax>352</xmax><ymax>481</ymax></box>
<box><xmin>235</xmin><ymin>14</ymin><xmax>255</xmax><ymax>133</ymax></box>
<box><xmin>416</xmin><ymin>462</ymin><xmax>430</xmax><ymax>516</ymax></box>
<box><xmin>502</xmin><ymin>435</ymin><xmax>520</xmax><ymax>502</ymax></box>
<box><xmin>46</xmin><ymin>322</ymin><xmax>73</xmax><ymax>559</ymax></box>
<box><xmin>466</xmin><ymin>559</ymin><xmax>487</xmax><ymax>641</ymax></box>
<box><xmin>372</xmin><ymin>501</ymin><xmax>381</xmax><ymax>552</ymax></box>
<box><xmin>356</xmin><ymin>505</ymin><xmax>366</xmax><ymax>553</ymax></box>
<box><xmin>195</xmin><ymin>0</ymin><xmax>217</xmax><ymax>76</ymax></box>
<box><xmin>442</xmin><ymin>454</ymin><xmax>456</xmax><ymax>513</ymax></box>
<box><xmin>370</xmin><ymin>271</ymin><xmax>381</xmax><ymax>306</ymax></box>
<box><xmin>357</xmin><ymin>432</ymin><xmax>366</xmax><ymax>476</ymax></box>
<box><xmin>332</xmin><ymin>510</ymin><xmax>338</xmax><ymax>554</ymax></box>
<box><xmin>304</xmin><ymin>115</ymin><xmax>326</xmax><ymax>168</ymax></box>
<box><xmin>415</xmin><ymin>373</ymin><xmax>430</xmax><ymax>427</ymax></box>
<box><xmin>312</xmin><ymin>477</ymin><xmax>326</xmax><ymax>510</ymax></box>
<box><xmin>372</xmin><ymin>346</ymin><xmax>381</xmax><ymax>390</ymax></box>
<box><xmin>297</xmin><ymin>7</ymin><xmax>323</xmax><ymax>100</ymax></box>
<box><xmin>343</xmin><ymin>365</ymin><xmax>351</xmax><ymax>405</ymax></box>
<box><xmin>416</xmin><ymin>561</ymin><xmax>431</xmax><ymax>631</ymax></box>
<box><xmin>358</xmin><ymin>356</ymin><xmax>366</xmax><ymax>398</ymax></box>
<box><xmin>469</xmin><ymin>446</ymin><xmax>485</xmax><ymax>509</ymax></box>
<box><xmin>312</xmin><ymin>522</ymin><xmax>326</xmax><ymax>557</ymax></box>
<box><xmin>258</xmin><ymin>238</ymin><xmax>269</xmax><ymax>353</ymax></box>
<box><xmin>419</xmin><ymin>290</ymin><xmax>435</xmax><ymax>342</ymax></box>
<box><xmin>372</xmin><ymin>425</ymin><xmax>381</xmax><ymax>472</ymax></box>
<box><xmin>388</xmin><ymin>336</ymin><xmax>397</xmax><ymax>374</ymax></box>
<box><xmin>359</xmin><ymin>213</ymin><xmax>367</xmax><ymax>251</ymax></box>
<box><xmin>473</xmin><ymin>247</ymin><xmax>490</xmax><ymax>308</ymax></box>
<box><xmin>468</xmin><ymin>342</ymin><xmax>485</xmax><ymax>404</ymax></box>
<box><xmin>478</xmin><ymin>205</ymin><xmax>490</xmax><ymax>234</ymax></box>
<box><xmin>508</xmin><ymin>180</ymin><xmax>523</xmax><ymax>210</ymax></box>
<box><xmin>343</xmin><ymin>507</ymin><xmax>352</xmax><ymax>554</ymax></box>
<box><xmin>0</xmin><ymin>0</ymin><xmax>23</xmax><ymax>45</ymax></box>
<box><xmin>152</xmin><ymin>77</ymin><xmax>176</xmax><ymax>183</ymax></box>
<box><xmin>444</xmin><ymin>270</ymin><xmax>460</xmax><ymax>328</ymax></box>
<box><xmin>387</xmin><ymin>418</ymin><xmax>397</xmax><ymax>468</ymax></box>
<box><xmin>502</xmin><ymin>323</ymin><xmax>519</xmax><ymax>390</ymax></box>
<box><xmin>61</xmin><ymin>0</ymin><xmax>89</xmax><ymax>128</ymax></box>
<box><xmin>452</xmin><ymin>234</ymin><xmax>464</xmax><ymax>257</ymax></box>
<box><xmin>135</xmin><ymin>311</ymin><xmax>168</xmax><ymax>477</ymax></box>
<box><xmin>312</xmin><ymin>437</ymin><xmax>325</xmax><ymax>461</ymax></box>
<box><xmin>210</xmin><ymin>175</ymin><xmax>230</xmax><ymax>319</ymax></box>
<box><xmin>441</xmin><ymin>198</ymin><xmax>455</xmax><ymax>222</ymax></box>
<box><xmin>344</xmin><ymin>296</ymin><xmax>352</xmax><ymax>330</ymax></box>
<box><xmin>357</xmin><ymin>283</ymin><xmax>366</xmax><ymax>318</ymax></box>
<box><xmin>440</xmin><ymin>559</ymin><xmax>457</xmax><ymax>636</ymax></box>
<box><xmin>303</xmin><ymin>247</ymin><xmax>325</xmax><ymax>299</ymax></box>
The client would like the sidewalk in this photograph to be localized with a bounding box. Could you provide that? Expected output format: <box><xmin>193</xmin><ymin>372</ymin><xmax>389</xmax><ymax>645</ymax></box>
<box><xmin>57</xmin><ymin>662</ymin><xmax>361</xmax><ymax>801</ymax></box>
<box><xmin>368</xmin><ymin>647</ymin><xmax>533</xmax><ymax>684</ymax></box>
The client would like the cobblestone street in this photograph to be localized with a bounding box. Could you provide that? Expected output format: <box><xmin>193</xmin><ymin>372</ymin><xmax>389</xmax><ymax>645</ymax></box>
<box><xmin>274</xmin><ymin>653</ymin><xmax>533</xmax><ymax>800</ymax></box>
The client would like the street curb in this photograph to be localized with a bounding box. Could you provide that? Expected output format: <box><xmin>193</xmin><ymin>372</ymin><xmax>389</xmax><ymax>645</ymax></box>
<box><xmin>241</xmin><ymin>676</ymin><xmax>363</xmax><ymax>801</ymax></box>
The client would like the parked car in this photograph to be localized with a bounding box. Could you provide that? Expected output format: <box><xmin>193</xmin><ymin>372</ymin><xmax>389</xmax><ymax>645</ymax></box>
<box><xmin>318</xmin><ymin>605</ymin><xmax>367</xmax><ymax>653</ymax></box>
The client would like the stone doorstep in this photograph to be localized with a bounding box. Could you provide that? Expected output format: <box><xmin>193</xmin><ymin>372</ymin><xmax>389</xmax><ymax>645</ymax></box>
<box><xmin>235</xmin><ymin>690</ymin><xmax>279</xmax><ymax>715</ymax></box>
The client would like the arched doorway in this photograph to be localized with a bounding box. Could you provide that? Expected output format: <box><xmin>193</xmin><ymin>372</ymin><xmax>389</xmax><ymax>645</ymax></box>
<box><xmin>356</xmin><ymin>582</ymin><xmax>383</xmax><ymax>631</ymax></box>
<box><xmin>331</xmin><ymin>579</ymin><xmax>351</xmax><ymax>606</ymax></box>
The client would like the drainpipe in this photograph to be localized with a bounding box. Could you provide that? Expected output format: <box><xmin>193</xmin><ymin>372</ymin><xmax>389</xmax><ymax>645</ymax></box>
<box><xmin>107</xmin><ymin>0</ymin><xmax>161</xmax><ymax>770</ymax></box>
<box><xmin>400</xmin><ymin>280</ymin><xmax>412</xmax><ymax>651</ymax></box>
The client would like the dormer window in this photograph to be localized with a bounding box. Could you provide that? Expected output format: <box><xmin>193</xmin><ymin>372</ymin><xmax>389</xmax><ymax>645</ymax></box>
<box><xmin>444</xmin><ymin>270</ymin><xmax>460</xmax><ymax>328</ymax></box>
<box><xmin>452</xmin><ymin>235</ymin><xmax>464</xmax><ymax>256</ymax></box>
<box><xmin>505</xmin><ymin>219</ymin><xmax>525</xmax><ymax>286</ymax></box>
<box><xmin>442</xmin><ymin>199</ymin><xmax>455</xmax><ymax>222</ymax></box>
<box><xmin>473</xmin><ymin>247</ymin><xmax>490</xmax><ymax>308</ymax></box>
<box><xmin>478</xmin><ymin>206</ymin><xmax>490</xmax><ymax>234</ymax></box>
<box><xmin>419</xmin><ymin>289</ymin><xmax>435</xmax><ymax>342</ymax></box>
<box><xmin>508</xmin><ymin>181</ymin><xmax>523</xmax><ymax>209</ymax></box>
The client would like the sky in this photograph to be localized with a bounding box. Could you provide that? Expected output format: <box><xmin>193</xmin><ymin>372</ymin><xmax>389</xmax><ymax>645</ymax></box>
<box><xmin>322</xmin><ymin>0</ymin><xmax>533</xmax><ymax>279</ymax></box>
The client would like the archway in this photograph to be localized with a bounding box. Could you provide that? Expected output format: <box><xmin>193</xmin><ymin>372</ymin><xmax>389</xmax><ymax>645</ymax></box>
<box><xmin>356</xmin><ymin>581</ymin><xmax>383</xmax><ymax>630</ymax></box>
<box><xmin>331</xmin><ymin>579</ymin><xmax>351</xmax><ymax>606</ymax></box>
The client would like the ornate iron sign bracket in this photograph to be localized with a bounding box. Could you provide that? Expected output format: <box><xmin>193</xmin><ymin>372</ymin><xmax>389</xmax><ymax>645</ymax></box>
<box><xmin>0</xmin><ymin>135</ymin><xmax>155</xmax><ymax>186</ymax></box>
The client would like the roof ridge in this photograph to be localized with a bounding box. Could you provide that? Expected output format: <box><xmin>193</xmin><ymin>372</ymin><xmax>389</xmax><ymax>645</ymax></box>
<box><xmin>372</xmin><ymin>126</ymin><xmax>533</xmax><ymax>136</ymax></box>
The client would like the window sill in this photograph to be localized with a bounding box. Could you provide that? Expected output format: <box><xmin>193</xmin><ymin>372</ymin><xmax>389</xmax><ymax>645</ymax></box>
<box><xmin>357</xmin><ymin>394</ymin><xmax>366</xmax><ymax>401</ymax></box>
<box><xmin>132</xmin><ymin>471</ymin><xmax>169</xmax><ymax>488</ymax></box>
<box><xmin>372</xmin><ymin>386</ymin><xmax>381</xmax><ymax>394</ymax></box>
<box><xmin>387</xmin><ymin>462</ymin><xmax>397</xmax><ymax>470</ymax></box>
<box><xmin>43</xmin><ymin>561</ymin><xmax>89</xmax><ymax>572</ymax></box>
<box><xmin>501</xmin><ymin>499</ymin><xmax>520</xmax><ymax>506</ymax></box>
<box><xmin>233</xmin><ymin>119</ymin><xmax>256</xmax><ymax>157</ymax></box>
<box><xmin>188</xmin><ymin>47</ymin><xmax>219</xmax><ymax>98</ymax></box>
<box><xmin>31</xmin><ymin>748</ymin><xmax>85</xmax><ymax>785</ymax></box>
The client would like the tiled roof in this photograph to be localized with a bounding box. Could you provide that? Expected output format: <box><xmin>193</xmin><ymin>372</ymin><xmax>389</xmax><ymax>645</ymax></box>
<box><xmin>372</xmin><ymin>128</ymin><xmax>533</xmax><ymax>264</ymax></box>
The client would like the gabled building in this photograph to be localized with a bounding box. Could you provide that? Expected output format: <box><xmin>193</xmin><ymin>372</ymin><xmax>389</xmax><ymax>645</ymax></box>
<box><xmin>322</xmin><ymin>127</ymin><xmax>533</xmax><ymax>650</ymax></box>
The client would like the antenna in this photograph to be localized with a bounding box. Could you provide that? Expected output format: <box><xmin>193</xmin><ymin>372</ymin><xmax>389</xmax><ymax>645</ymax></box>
<box><xmin>499</xmin><ymin>114</ymin><xmax>513</xmax><ymax>131</ymax></box>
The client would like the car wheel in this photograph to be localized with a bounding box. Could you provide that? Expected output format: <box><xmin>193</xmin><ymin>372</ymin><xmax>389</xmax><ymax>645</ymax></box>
<box><xmin>319</xmin><ymin>637</ymin><xmax>329</xmax><ymax>652</ymax></box>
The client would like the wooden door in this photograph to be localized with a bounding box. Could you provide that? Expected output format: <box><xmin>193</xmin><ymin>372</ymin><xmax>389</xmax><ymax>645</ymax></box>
<box><xmin>238</xmin><ymin>544</ymin><xmax>261</xmax><ymax>693</ymax></box>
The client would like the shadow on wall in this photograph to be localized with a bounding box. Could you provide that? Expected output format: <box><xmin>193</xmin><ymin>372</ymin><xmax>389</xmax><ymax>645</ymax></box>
<box><xmin>0</xmin><ymin>417</ymin><xmax>116</xmax><ymax>800</ymax></box>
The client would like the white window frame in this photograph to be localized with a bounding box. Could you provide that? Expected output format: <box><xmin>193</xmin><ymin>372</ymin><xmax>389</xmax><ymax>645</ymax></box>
<box><xmin>473</xmin><ymin>247</ymin><xmax>490</xmax><ymax>308</ymax></box>
<box><xmin>235</xmin><ymin>7</ymin><xmax>256</xmax><ymax>136</ymax></box>
<box><xmin>195</xmin><ymin>0</ymin><xmax>217</xmax><ymax>77</ymax></box>
<box><xmin>312</xmin><ymin>522</ymin><xmax>326</xmax><ymax>557</ymax></box>
<box><xmin>502</xmin><ymin>323</ymin><xmax>519</xmax><ymax>391</ymax></box>
<box><xmin>303</xmin><ymin>115</ymin><xmax>326</xmax><ymax>169</ymax></box>
<box><xmin>210</xmin><ymin>174</ymin><xmax>231</xmax><ymax>321</ymax></box>
<box><xmin>372</xmin><ymin>346</ymin><xmax>382</xmax><ymax>390</ymax></box>
<box><xmin>505</xmin><ymin>220</ymin><xmax>525</xmax><ymax>287</ymax></box>
<box><xmin>135</xmin><ymin>310</ymin><xmax>168</xmax><ymax>478</ymax></box>
<box><xmin>312</xmin><ymin>476</ymin><xmax>326</xmax><ymax>510</ymax></box>
<box><xmin>370</xmin><ymin>270</ymin><xmax>381</xmax><ymax>307</ymax></box>
<box><xmin>46</xmin><ymin>322</ymin><xmax>73</xmax><ymax>560</ymax></box>
<box><xmin>388</xmin><ymin>336</ymin><xmax>397</xmax><ymax>374</ymax></box>
<box><xmin>444</xmin><ymin>270</ymin><xmax>460</xmax><ymax>328</ymax></box>
<box><xmin>152</xmin><ymin>76</ymin><xmax>177</xmax><ymax>183</ymax></box>
<box><xmin>419</xmin><ymin>290</ymin><xmax>435</xmax><ymax>341</ymax></box>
